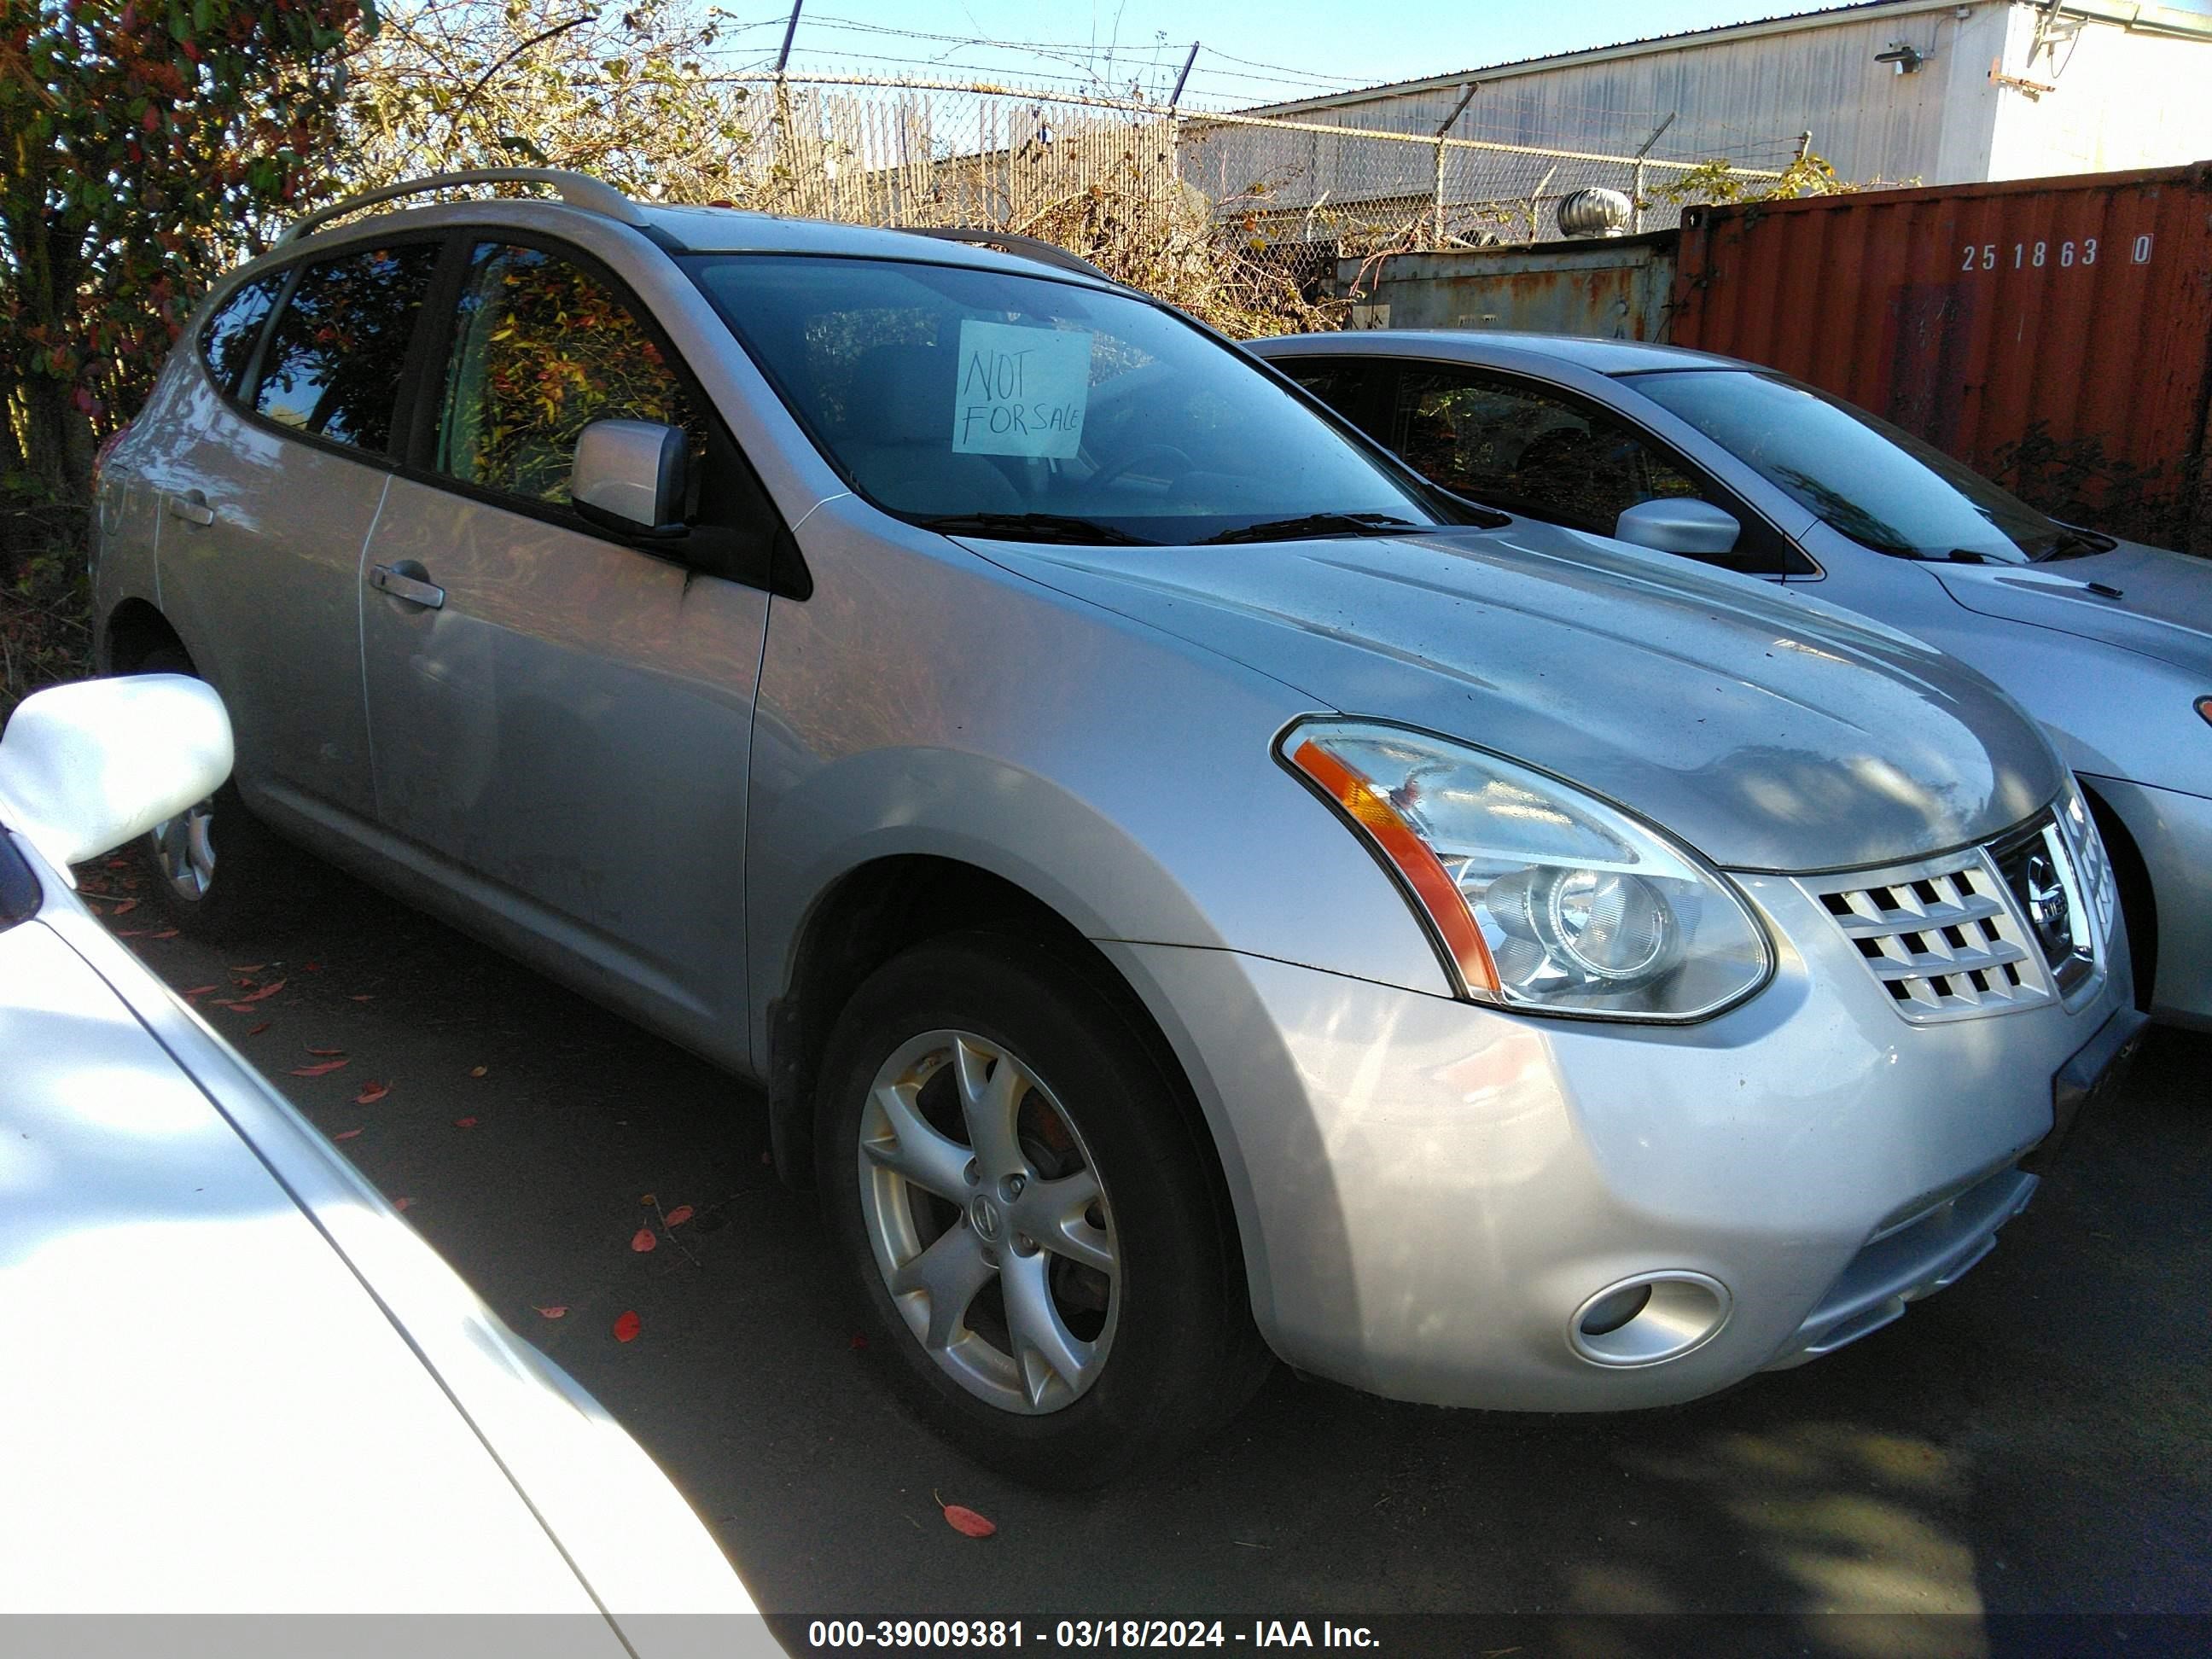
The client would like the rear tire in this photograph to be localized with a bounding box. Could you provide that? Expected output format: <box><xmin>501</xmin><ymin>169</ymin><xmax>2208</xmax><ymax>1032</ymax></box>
<box><xmin>815</xmin><ymin>932</ymin><xmax>1266</xmax><ymax>1487</ymax></box>
<box><xmin>129</xmin><ymin>647</ymin><xmax>291</xmax><ymax>940</ymax></box>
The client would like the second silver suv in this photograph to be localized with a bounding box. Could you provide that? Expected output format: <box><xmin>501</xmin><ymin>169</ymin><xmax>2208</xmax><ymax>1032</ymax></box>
<box><xmin>93</xmin><ymin>170</ymin><xmax>2143</xmax><ymax>1485</ymax></box>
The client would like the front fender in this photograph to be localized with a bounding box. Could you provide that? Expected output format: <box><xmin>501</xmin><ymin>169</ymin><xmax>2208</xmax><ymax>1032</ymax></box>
<box><xmin>742</xmin><ymin>501</ymin><xmax>1456</xmax><ymax>1067</ymax></box>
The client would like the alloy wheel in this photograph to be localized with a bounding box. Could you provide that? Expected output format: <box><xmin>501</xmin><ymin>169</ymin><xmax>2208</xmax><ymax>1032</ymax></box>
<box><xmin>147</xmin><ymin>798</ymin><xmax>217</xmax><ymax>904</ymax></box>
<box><xmin>856</xmin><ymin>1028</ymin><xmax>1120</xmax><ymax>1414</ymax></box>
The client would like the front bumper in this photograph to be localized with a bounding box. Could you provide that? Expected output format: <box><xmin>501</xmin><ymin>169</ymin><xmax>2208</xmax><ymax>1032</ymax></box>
<box><xmin>2081</xmin><ymin>773</ymin><xmax>2212</xmax><ymax>1031</ymax></box>
<box><xmin>1104</xmin><ymin>872</ymin><xmax>2131</xmax><ymax>1412</ymax></box>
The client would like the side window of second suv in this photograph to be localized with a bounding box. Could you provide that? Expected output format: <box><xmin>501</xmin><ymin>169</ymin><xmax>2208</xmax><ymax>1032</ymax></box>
<box><xmin>250</xmin><ymin>243</ymin><xmax>440</xmax><ymax>451</ymax></box>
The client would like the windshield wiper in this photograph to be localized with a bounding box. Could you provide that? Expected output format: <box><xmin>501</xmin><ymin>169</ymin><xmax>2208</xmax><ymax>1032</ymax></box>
<box><xmin>914</xmin><ymin>512</ymin><xmax>1150</xmax><ymax>546</ymax></box>
<box><xmin>1202</xmin><ymin>511</ymin><xmax>1423</xmax><ymax>545</ymax></box>
<box><xmin>2037</xmin><ymin>528</ymin><xmax>2115</xmax><ymax>562</ymax></box>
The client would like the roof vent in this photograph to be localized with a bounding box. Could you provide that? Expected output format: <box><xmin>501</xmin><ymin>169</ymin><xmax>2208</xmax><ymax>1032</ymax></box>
<box><xmin>1557</xmin><ymin>187</ymin><xmax>1633</xmax><ymax>239</ymax></box>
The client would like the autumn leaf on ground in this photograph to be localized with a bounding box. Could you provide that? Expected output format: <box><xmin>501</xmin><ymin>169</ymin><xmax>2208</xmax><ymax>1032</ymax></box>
<box><xmin>662</xmin><ymin>1204</ymin><xmax>696</xmax><ymax>1227</ymax></box>
<box><xmin>108</xmin><ymin>898</ymin><xmax>138</xmax><ymax>916</ymax></box>
<box><xmin>182</xmin><ymin>985</ymin><xmax>218</xmax><ymax>999</ymax></box>
<box><xmin>350</xmin><ymin>993</ymin><xmax>375</xmax><ymax>1002</ymax></box>
<box><xmin>230</xmin><ymin>978</ymin><xmax>287</xmax><ymax>1004</ymax></box>
<box><xmin>613</xmin><ymin>1311</ymin><xmax>642</xmax><ymax>1342</ymax></box>
<box><xmin>115</xmin><ymin>928</ymin><xmax>148</xmax><ymax>938</ymax></box>
<box><xmin>306</xmin><ymin>1046</ymin><xmax>344</xmax><ymax>1057</ymax></box>
<box><xmin>469</xmin><ymin>1065</ymin><xmax>487</xmax><ymax>1078</ymax></box>
<box><xmin>535</xmin><ymin>1305</ymin><xmax>568</xmax><ymax>1319</ymax></box>
<box><xmin>849</xmin><ymin>1333</ymin><xmax>869</xmax><ymax>1351</ymax></box>
<box><xmin>149</xmin><ymin>929</ymin><xmax>178</xmax><ymax>940</ymax></box>
<box><xmin>935</xmin><ymin>1493</ymin><xmax>997</xmax><ymax>1539</ymax></box>
<box><xmin>288</xmin><ymin>1058</ymin><xmax>350</xmax><ymax>1078</ymax></box>
<box><xmin>454</xmin><ymin>1115</ymin><xmax>479</xmax><ymax>1128</ymax></box>
<box><xmin>229</xmin><ymin>964</ymin><xmax>265</xmax><ymax>974</ymax></box>
<box><xmin>354</xmin><ymin>1081</ymin><xmax>390</xmax><ymax>1105</ymax></box>
<box><xmin>245</xmin><ymin>1022</ymin><xmax>271</xmax><ymax>1037</ymax></box>
<box><xmin>104</xmin><ymin>858</ymin><xmax>129</xmax><ymax>869</ymax></box>
<box><xmin>631</xmin><ymin>1226</ymin><xmax>658</xmax><ymax>1254</ymax></box>
<box><xmin>392</xmin><ymin>1196</ymin><xmax>415</xmax><ymax>1213</ymax></box>
<box><xmin>333</xmin><ymin>1128</ymin><xmax>362</xmax><ymax>1142</ymax></box>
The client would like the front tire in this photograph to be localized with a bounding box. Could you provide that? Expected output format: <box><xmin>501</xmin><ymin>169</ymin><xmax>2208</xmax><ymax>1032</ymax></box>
<box><xmin>130</xmin><ymin>647</ymin><xmax>290</xmax><ymax>939</ymax></box>
<box><xmin>815</xmin><ymin>933</ymin><xmax>1266</xmax><ymax>1487</ymax></box>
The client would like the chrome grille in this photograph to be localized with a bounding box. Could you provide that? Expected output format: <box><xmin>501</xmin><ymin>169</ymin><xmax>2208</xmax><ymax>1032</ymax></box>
<box><xmin>1801</xmin><ymin>843</ymin><xmax>2053</xmax><ymax>1022</ymax></box>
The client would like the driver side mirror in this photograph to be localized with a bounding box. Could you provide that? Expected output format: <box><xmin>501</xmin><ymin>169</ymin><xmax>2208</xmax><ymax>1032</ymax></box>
<box><xmin>0</xmin><ymin>675</ymin><xmax>232</xmax><ymax>879</ymax></box>
<box><xmin>572</xmin><ymin>419</ymin><xmax>689</xmax><ymax>539</ymax></box>
<box><xmin>1614</xmin><ymin>498</ymin><xmax>1741</xmax><ymax>557</ymax></box>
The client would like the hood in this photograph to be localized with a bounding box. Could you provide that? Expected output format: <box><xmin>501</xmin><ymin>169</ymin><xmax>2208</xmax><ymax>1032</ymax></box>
<box><xmin>1932</xmin><ymin>540</ymin><xmax>2212</xmax><ymax>672</ymax></box>
<box><xmin>975</xmin><ymin>522</ymin><xmax>2060</xmax><ymax>873</ymax></box>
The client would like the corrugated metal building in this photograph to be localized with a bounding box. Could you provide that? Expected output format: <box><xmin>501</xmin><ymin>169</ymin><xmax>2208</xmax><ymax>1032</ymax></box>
<box><xmin>1244</xmin><ymin>0</ymin><xmax>2212</xmax><ymax>189</ymax></box>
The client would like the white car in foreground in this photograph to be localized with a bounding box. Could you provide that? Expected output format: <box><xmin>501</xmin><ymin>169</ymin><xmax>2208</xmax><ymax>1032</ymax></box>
<box><xmin>0</xmin><ymin>676</ymin><xmax>767</xmax><ymax>1650</ymax></box>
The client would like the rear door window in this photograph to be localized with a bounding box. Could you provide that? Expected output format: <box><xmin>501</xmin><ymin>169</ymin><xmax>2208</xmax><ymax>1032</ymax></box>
<box><xmin>250</xmin><ymin>243</ymin><xmax>440</xmax><ymax>451</ymax></box>
<box><xmin>433</xmin><ymin>241</ymin><xmax>702</xmax><ymax>509</ymax></box>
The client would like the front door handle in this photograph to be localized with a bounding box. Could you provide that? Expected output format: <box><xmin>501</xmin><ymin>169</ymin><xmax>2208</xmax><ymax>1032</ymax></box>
<box><xmin>167</xmin><ymin>490</ymin><xmax>215</xmax><ymax>527</ymax></box>
<box><xmin>369</xmin><ymin>562</ymin><xmax>445</xmax><ymax>610</ymax></box>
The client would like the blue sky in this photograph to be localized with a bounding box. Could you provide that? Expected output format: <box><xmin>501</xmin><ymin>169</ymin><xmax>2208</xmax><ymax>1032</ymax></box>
<box><xmin>719</xmin><ymin>0</ymin><xmax>2212</xmax><ymax>106</ymax></box>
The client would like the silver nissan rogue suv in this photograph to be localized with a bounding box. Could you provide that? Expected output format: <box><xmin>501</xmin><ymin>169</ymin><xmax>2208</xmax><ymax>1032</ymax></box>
<box><xmin>91</xmin><ymin>170</ymin><xmax>2145</xmax><ymax>1485</ymax></box>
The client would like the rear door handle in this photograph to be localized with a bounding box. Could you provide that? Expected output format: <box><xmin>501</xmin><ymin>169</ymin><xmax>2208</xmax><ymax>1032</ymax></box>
<box><xmin>167</xmin><ymin>490</ymin><xmax>215</xmax><ymax>527</ymax></box>
<box><xmin>369</xmin><ymin>563</ymin><xmax>445</xmax><ymax>610</ymax></box>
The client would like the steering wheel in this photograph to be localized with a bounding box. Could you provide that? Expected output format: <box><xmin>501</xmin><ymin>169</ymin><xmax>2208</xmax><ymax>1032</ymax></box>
<box><xmin>1090</xmin><ymin>443</ymin><xmax>1196</xmax><ymax>491</ymax></box>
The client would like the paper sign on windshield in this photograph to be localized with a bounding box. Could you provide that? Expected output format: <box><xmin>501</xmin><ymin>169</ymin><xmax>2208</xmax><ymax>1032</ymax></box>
<box><xmin>952</xmin><ymin>320</ymin><xmax>1092</xmax><ymax>458</ymax></box>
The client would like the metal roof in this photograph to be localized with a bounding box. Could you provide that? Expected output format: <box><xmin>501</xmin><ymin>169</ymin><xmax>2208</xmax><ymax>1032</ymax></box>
<box><xmin>1240</xmin><ymin>0</ymin><xmax>1983</xmax><ymax>115</ymax></box>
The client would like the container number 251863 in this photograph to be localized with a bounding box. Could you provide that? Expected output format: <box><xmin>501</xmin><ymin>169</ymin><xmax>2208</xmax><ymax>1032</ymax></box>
<box><xmin>1960</xmin><ymin>236</ymin><xmax>2154</xmax><ymax>271</ymax></box>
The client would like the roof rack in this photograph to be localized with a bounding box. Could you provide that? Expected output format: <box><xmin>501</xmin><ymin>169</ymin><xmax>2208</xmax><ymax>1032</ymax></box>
<box><xmin>895</xmin><ymin>226</ymin><xmax>1118</xmax><ymax>285</ymax></box>
<box><xmin>275</xmin><ymin>168</ymin><xmax>649</xmax><ymax>247</ymax></box>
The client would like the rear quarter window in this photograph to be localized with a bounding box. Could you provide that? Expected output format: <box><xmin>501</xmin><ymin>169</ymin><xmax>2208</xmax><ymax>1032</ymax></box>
<box><xmin>197</xmin><ymin>276</ymin><xmax>281</xmax><ymax>396</ymax></box>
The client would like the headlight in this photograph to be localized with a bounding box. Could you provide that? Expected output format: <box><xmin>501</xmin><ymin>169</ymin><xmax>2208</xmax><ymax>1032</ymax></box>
<box><xmin>1282</xmin><ymin>718</ymin><xmax>1773</xmax><ymax>1022</ymax></box>
<box><xmin>2053</xmin><ymin>774</ymin><xmax>2117</xmax><ymax>947</ymax></box>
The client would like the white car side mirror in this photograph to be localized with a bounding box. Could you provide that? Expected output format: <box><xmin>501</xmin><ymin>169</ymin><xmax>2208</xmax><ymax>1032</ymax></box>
<box><xmin>0</xmin><ymin>675</ymin><xmax>232</xmax><ymax>882</ymax></box>
<box><xmin>1615</xmin><ymin>497</ymin><xmax>1742</xmax><ymax>556</ymax></box>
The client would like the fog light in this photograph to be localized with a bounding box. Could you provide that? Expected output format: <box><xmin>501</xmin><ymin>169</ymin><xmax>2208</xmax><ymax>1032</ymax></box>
<box><xmin>1569</xmin><ymin>1272</ymin><xmax>1731</xmax><ymax>1367</ymax></box>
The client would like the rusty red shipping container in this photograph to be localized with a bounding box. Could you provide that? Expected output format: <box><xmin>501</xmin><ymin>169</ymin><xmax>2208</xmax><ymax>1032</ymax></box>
<box><xmin>1672</xmin><ymin>162</ymin><xmax>2212</xmax><ymax>550</ymax></box>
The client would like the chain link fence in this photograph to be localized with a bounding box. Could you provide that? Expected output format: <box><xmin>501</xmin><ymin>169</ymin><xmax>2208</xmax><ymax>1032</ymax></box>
<box><xmin>722</xmin><ymin>74</ymin><xmax>1795</xmax><ymax>280</ymax></box>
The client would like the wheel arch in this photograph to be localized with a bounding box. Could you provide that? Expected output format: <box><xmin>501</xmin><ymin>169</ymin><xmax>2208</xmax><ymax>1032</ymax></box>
<box><xmin>766</xmin><ymin>854</ymin><xmax>1201</xmax><ymax>1183</ymax></box>
<box><xmin>103</xmin><ymin>598</ymin><xmax>187</xmax><ymax>677</ymax></box>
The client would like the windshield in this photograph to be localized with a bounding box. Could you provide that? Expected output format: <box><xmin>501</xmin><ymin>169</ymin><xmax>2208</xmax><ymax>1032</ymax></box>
<box><xmin>1628</xmin><ymin>368</ymin><xmax>2077</xmax><ymax>563</ymax></box>
<box><xmin>681</xmin><ymin>254</ymin><xmax>1452</xmax><ymax>544</ymax></box>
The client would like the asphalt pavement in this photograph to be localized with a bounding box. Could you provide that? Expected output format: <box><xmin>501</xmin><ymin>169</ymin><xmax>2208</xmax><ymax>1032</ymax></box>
<box><xmin>86</xmin><ymin>855</ymin><xmax>2210</xmax><ymax>1648</ymax></box>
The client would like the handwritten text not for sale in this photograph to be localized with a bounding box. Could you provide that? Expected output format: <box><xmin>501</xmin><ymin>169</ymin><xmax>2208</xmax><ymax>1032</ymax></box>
<box><xmin>952</xmin><ymin>320</ymin><xmax>1092</xmax><ymax>458</ymax></box>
